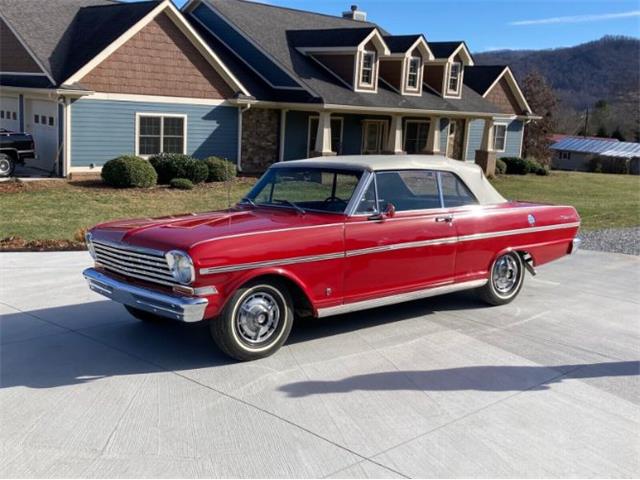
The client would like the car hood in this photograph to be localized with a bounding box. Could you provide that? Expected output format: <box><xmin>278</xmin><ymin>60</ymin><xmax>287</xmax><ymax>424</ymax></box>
<box><xmin>90</xmin><ymin>207</ymin><xmax>344</xmax><ymax>252</ymax></box>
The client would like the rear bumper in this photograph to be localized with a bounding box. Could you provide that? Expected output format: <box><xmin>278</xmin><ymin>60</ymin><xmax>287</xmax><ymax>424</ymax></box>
<box><xmin>569</xmin><ymin>237</ymin><xmax>581</xmax><ymax>254</ymax></box>
<box><xmin>83</xmin><ymin>268</ymin><xmax>208</xmax><ymax>322</ymax></box>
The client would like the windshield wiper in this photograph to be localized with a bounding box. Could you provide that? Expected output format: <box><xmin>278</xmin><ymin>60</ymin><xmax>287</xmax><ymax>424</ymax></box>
<box><xmin>273</xmin><ymin>199</ymin><xmax>306</xmax><ymax>214</ymax></box>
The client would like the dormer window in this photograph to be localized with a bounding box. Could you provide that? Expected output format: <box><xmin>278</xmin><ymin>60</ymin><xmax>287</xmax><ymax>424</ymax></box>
<box><xmin>447</xmin><ymin>62</ymin><xmax>461</xmax><ymax>94</ymax></box>
<box><xmin>406</xmin><ymin>57</ymin><xmax>421</xmax><ymax>89</ymax></box>
<box><xmin>361</xmin><ymin>51</ymin><xmax>376</xmax><ymax>85</ymax></box>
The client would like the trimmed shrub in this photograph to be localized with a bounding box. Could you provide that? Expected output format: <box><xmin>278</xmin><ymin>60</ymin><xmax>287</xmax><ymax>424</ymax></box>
<box><xmin>204</xmin><ymin>156</ymin><xmax>236</xmax><ymax>182</ymax></box>
<box><xmin>101</xmin><ymin>155</ymin><xmax>157</xmax><ymax>188</ymax></box>
<box><xmin>170</xmin><ymin>178</ymin><xmax>194</xmax><ymax>190</ymax></box>
<box><xmin>535</xmin><ymin>165</ymin><xmax>550</xmax><ymax>176</ymax></box>
<box><xmin>149</xmin><ymin>153</ymin><xmax>208</xmax><ymax>184</ymax></box>
<box><xmin>495</xmin><ymin>158</ymin><xmax>507</xmax><ymax>175</ymax></box>
<box><xmin>502</xmin><ymin>157</ymin><xmax>530</xmax><ymax>175</ymax></box>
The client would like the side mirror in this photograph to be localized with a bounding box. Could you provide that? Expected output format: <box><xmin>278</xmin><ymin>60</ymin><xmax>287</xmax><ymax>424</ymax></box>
<box><xmin>367</xmin><ymin>203</ymin><xmax>396</xmax><ymax>221</ymax></box>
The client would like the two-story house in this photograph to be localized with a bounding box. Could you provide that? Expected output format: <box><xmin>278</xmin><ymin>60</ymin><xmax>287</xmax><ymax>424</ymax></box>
<box><xmin>0</xmin><ymin>0</ymin><xmax>534</xmax><ymax>177</ymax></box>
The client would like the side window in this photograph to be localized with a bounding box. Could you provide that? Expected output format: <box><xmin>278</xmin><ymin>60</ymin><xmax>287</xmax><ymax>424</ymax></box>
<box><xmin>439</xmin><ymin>171</ymin><xmax>478</xmax><ymax>207</ymax></box>
<box><xmin>355</xmin><ymin>178</ymin><xmax>378</xmax><ymax>214</ymax></box>
<box><xmin>376</xmin><ymin>170</ymin><xmax>441</xmax><ymax>212</ymax></box>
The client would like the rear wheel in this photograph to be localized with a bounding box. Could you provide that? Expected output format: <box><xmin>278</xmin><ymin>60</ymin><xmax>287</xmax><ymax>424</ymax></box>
<box><xmin>0</xmin><ymin>153</ymin><xmax>15</xmax><ymax>178</ymax></box>
<box><xmin>210</xmin><ymin>279</ymin><xmax>293</xmax><ymax>361</ymax></box>
<box><xmin>125</xmin><ymin>305</ymin><xmax>167</xmax><ymax>323</ymax></box>
<box><xmin>477</xmin><ymin>252</ymin><xmax>525</xmax><ymax>306</ymax></box>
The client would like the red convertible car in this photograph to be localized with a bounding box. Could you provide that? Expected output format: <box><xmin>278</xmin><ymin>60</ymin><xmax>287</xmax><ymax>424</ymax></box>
<box><xmin>84</xmin><ymin>155</ymin><xmax>580</xmax><ymax>360</ymax></box>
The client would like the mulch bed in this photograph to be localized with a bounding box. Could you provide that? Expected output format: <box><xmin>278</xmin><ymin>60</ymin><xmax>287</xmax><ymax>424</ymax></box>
<box><xmin>0</xmin><ymin>236</ymin><xmax>86</xmax><ymax>252</ymax></box>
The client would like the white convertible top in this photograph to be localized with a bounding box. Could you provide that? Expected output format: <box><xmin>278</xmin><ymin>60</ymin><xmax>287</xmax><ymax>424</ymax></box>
<box><xmin>273</xmin><ymin>155</ymin><xmax>507</xmax><ymax>205</ymax></box>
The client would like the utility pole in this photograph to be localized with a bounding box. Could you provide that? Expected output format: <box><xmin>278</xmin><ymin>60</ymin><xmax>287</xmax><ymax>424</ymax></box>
<box><xmin>583</xmin><ymin>108</ymin><xmax>589</xmax><ymax>137</ymax></box>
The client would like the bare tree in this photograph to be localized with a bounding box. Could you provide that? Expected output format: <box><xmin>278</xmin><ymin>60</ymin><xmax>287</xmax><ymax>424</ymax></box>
<box><xmin>522</xmin><ymin>71</ymin><xmax>558</xmax><ymax>165</ymax></box>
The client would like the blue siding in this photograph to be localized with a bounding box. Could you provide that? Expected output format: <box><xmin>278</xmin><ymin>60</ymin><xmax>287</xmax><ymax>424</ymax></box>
<box><xmin>283</xmin><ymin>110</ymin><xmax>312</xmax><ymax>160</ymax></box>
<box><xmin>464</xmin><ymin>119</ymin><xmax>524</xmax><ymax>161</ymax></box>
<box><xmin>191</xmin><ymin>5</ymin><xmax>300</xmax><ymax>88</ymax></box>
<box><xmin>465</xmin><ymin>119</ymin><xmax>484</xmax><ymax>161</ymax></box>
<box><xmin>71</xmin><ymin>99</ymin><xmax>238</xmax><ymax>167</ymax></box>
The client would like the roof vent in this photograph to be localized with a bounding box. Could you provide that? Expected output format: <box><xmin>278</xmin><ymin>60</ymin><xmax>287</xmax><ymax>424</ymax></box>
<box><xmin>342</xmin><ymin>4</ymin><xmax>367</xmax><ymax>21</ymax></box>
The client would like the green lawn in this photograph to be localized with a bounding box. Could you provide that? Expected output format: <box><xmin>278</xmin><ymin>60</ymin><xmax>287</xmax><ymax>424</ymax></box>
<box><xmin>0</xmin><ymin>171</ymin><xmax>638</xmax><ymax>247</ymax></box>
<box><xmin>491</xmin><ymin>171</ymin><xmax>640</xmax><ymax>231</ymax></box>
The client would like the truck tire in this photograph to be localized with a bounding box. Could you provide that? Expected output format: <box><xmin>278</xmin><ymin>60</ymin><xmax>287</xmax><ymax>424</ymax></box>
<box><xmin>477</xmin><ymin>252</ymin><xmax>525</xmax><ymax>306</ymax></box>
<box><xmin>210</xmin><ymin>279</ymin><xmax>293</xmax><ymax>361</ymax></box>
<box><xmin>0</xmin><ymin>153</ymin><xmax>16</xmax><ymax>177</ymax></box>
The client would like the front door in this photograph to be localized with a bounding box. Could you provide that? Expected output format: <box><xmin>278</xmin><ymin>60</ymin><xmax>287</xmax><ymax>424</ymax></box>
<box><xmin>362</xmin><ymin>120</ymin><xmax>387</xmax><ymax>154</ymax></box>
<box><xmin>343</xmin><ymin>169</ymin><xmax>457</xmax><ymax>304</ymax></box>
<box><xmin>446</xmin><ymin>119</ymin><xmax>466</xmax><ymax>160</ymax></box>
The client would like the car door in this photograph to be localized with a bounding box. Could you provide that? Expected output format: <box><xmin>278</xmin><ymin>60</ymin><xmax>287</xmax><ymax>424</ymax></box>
<box><xmin>343</xmin><ymin>169</ymin><xmax>457</xmax><ymax>304</ymax></box>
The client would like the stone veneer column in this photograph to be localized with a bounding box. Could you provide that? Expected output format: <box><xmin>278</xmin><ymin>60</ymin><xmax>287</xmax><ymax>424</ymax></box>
<box><xmin>475</xmin><ymin>118</ymin><xmax>497</xmax><ymax>176</ymax></box>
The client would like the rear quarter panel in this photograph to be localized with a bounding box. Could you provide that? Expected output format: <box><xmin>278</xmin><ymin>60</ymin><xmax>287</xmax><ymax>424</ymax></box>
<box><xmin>453</xmin><ymin>202</ymin><xmax>580</xmax><ymax>280</ymax></box>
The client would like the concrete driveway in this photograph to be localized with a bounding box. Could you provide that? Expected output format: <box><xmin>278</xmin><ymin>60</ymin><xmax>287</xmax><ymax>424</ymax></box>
<box><xmin>0</xmin><ymin>250</ymin><xmax>638</xmax><ymax>478</ymax></box>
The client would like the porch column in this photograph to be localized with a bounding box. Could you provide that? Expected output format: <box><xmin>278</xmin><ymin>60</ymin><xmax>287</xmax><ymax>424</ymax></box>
<box><xmin>475</xmin><ymin>118</ymin><xmax>497</xmax><ymax>176</ymax></box>
<box><xmin>384</xmin><ymin>115</ymin><xmax>404</xmax><ymax>154</ymax></box>
<box><xmin>312</xmin><ymin>111</ymin><xmax>335</xmax><ymax>157</ymax></box>
<box><xmin>422</xmin><ymin>116</ymin><xmax>440</xmax><ymax>154</ymax></box>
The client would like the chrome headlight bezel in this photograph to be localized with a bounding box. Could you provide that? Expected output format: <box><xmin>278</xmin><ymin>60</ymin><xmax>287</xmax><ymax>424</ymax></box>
<box><xmin>85</xmin><ymin>231</ymin><xmax>96</xmax><ymax>259</ymax></box>
<box><xmin>165</xmin><ymin>250</ymin><xmax>195</xmax><ymax>285</ymax></box>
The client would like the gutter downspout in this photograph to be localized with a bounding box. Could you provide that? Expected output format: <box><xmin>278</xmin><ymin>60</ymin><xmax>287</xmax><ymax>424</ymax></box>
<box><xmin>237</xmin><ymin>103</ymin><xmax>251</xmax><ymax>172</ymax></box>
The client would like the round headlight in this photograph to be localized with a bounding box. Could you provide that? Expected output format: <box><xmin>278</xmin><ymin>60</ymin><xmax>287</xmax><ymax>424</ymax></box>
<box><xmin>165</xmin><ymin>250</ymin><xmax>195</xmax><ymax>285</ymax></box>
<box><xmin>85</xmin><ymin>231</ymin><xmax>96</xmax><ymax>259</ymax></box>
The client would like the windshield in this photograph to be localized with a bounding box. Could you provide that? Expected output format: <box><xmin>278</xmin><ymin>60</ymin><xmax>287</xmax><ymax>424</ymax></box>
<box><xmin>243</xmin><ymin>167</ymin><xmax>363</xmax><ymax>214</ymax></box>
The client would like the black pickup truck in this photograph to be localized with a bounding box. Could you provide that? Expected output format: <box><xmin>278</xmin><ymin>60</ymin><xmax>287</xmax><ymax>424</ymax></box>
<box><xmin>0</xmin><ymin>129</ymin><xmax>36</xmax><ymax>177</ymax></box>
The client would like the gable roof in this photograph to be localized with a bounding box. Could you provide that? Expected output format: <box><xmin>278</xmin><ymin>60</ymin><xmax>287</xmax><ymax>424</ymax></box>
<box><xmin>464</xmin><ymin>65</ymin><xmax>507</xmax><ymax>95</ymax></box>
<box><xmin>384</xmin><ymin>35</ymin><xmax>423</xmax><ymax>53</ymax></box>
<box><xmin>429</xmin><ymin>41</ymin><xmax>474</xmax><ymax>65</ymax></box>
<box><xmin>287</xmin><ymin>27</ymin><xmax>376</xmax><ymax>49</ymax></box>
<box><xmin>0</xmin><ymin>0</ymin><xmax>248</xmax><ymax>95</ymax></box>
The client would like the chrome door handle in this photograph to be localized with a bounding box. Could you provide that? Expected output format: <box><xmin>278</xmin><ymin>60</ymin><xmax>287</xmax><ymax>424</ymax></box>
<box><xmin>435</xmin><ymin>215</ymin><xmax>454</xmax><ymax>223</ymax></box>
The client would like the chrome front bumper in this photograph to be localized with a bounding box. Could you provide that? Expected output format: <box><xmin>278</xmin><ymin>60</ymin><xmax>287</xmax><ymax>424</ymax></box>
<box><xmin>569</xmin><ymin>237</ymin><xmax>582</xmax><ymax>254</ymax></box>
<box><xmin>83</xmin><ymin>268</ymin><xmax>208</xmax><ymax>322</ymax></box>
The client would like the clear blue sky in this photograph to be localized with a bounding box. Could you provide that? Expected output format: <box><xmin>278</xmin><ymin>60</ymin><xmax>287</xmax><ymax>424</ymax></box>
<box><xmin>136</xmin><ymin>0</ymin><xmax>640</xmax><ymax>52</ymax></box>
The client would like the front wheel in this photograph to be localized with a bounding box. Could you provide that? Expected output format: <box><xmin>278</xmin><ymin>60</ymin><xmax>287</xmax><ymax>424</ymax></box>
<box><xmin>0</xmin><ymin>153</ymin><xmax>16</xmax><ymax>178</ymax></box>
<box><xmin>210</xmin><ymin>279</ymin><xmax>293</xmax><ymax>361</ymax></box>
<box><xmin>477</xmin><ymin>252</ymin><xmax>525</xmax><ymax>306</ymax></box>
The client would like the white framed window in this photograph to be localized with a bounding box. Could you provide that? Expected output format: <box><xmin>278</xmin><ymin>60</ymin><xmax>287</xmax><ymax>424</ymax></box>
<box><xmin>447</xmin><ymin>62</ymin><xmax>461</xmax><ymax>94</ymax></box>
<box><xmin>361</xmin><ymin>119</ymin><xmax>388</xmax><ymax>154</ymax></box>
<box><xmin>403</xmin><ymin>120</ymin><xmax>430</xmax><ymax>154</ymax></box>
<box><xmin>135</xmin><ymin>113</ymin><xmax>187</xmax><ymax>157</ymax></box>
<box><xmin>360</xmin><ymin>51</ymin><xmax>376</xmax><ymax>86</ymax></box>
<box><xmin>406</xmin><ymin>57</ymin><xmax>421</xmax><ymax>90</ymax></box>
<box><xmin>307</xmin><ymin>116</ymin><xmax>343</xmax><ymax>156</ymax></box>
<box><xmin>493</xmin><ymin>123</ymin><xmax>507</xmax><ymax>152</ymax></box>
<box><xmin>560</xmin><ymin>151</ymin><xmax>571</xmax><ymax>160</ymax></box>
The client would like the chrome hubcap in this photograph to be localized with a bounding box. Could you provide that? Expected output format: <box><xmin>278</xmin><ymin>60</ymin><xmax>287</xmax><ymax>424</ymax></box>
<box><xmin>236</xmin><ymin>292</ymin><xmax>280</xmax><ymax>344</ymax></box>
<box><xmin>492</xmin><ymin>255</ymin><xmax>519</xmax><ymax>295</ymax></box>
<box><xmin>0</xmin><ymin>159</ymin><xmax>10</xmax><ymax>174</ymax></box>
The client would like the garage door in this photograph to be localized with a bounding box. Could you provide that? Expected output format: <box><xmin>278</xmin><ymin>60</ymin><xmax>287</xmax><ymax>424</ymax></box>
<box><xmin>25</xmin><ymin>99</ymin><xmax>58</xmax><ymax>171</ymax></box>
<box><xmin>0</xmin><ymin>96</ymin><xmax>20</xmax><ymax>132</ymax></box>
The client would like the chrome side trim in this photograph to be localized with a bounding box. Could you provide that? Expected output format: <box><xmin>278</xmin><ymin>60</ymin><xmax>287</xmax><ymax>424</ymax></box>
<box><xmin>83</xmin><ymin>268</ymin><xmax>208</xmax><ymax>322</ymax></box>
<box><xmin>345</xmin><ymin>235</ymin><xmax>457</xmax><ymax>258</ymax></box>
<box><xmin>457</xmin><ymin>222</ymin><xmax>581</xmax><ymax>243</ymax></box>
<box><xmin>199</xmin><ymin>251</ymin><xmax>345</xmax><ymax>275</ymax></box>
<box><xmin>317</xmin><ymin>279</ymin><xmax>487</xmax><ymax>318</ymax></box>
<box><xmin>199</xmin><ymin>222</ymin><xmax>581</xmax><ymax>276</ymax></box>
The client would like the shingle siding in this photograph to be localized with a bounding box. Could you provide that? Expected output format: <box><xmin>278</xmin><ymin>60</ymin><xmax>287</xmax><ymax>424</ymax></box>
<box><xmin>70</xmin><ymin>98</ymin><xmax>238</xmax><ymax>167</ymax></box>
<box><xmin>190</xmin><ymin>4</ymin><xmax>300</xmax><ymax>88</ymax></box>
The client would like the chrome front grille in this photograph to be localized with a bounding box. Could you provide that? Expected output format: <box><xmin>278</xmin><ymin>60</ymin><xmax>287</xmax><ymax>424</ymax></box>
<box><xmin>93</xmin><ymin>241</ymin><xmax>175</xmax><ymax>287</ymax></box>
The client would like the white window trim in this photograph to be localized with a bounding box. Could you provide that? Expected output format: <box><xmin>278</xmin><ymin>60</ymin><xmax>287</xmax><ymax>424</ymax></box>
<box><xmin>307</xmin><ymin>115</ymin><xmax>344</xmax><ymax>157</ymax></box>
<box><xmin>403</xmin><ymin>119</ymin><xmax>430</xmax><ymax>153</ymax></box>
<box><xmin>445</xmin><ymin>61</ymin><xmax>462</xmax><ymax>97</ymax></box>
<box><xmin>135</xmin><ymin>112</ymin><xmax>188</xmax><ymax>158</ymax></box>
<box><xmin>405</xmin><ymin>56</ymin><xmax>422</xmax><ymax>92</ymax></box>
<box><xmin>360</xmin><ymin>51</ymin><xmax>376</xmax><ymax>87</ymax></box>
<box><xmin>493</xmin><ymin>123</ymin><xmax>508</xmax><ymax>152</ymax></box>
<box><xmin>361</xmin><ymin>119</ymin><xmax>388</xmax><ymax>154</ymax></box>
